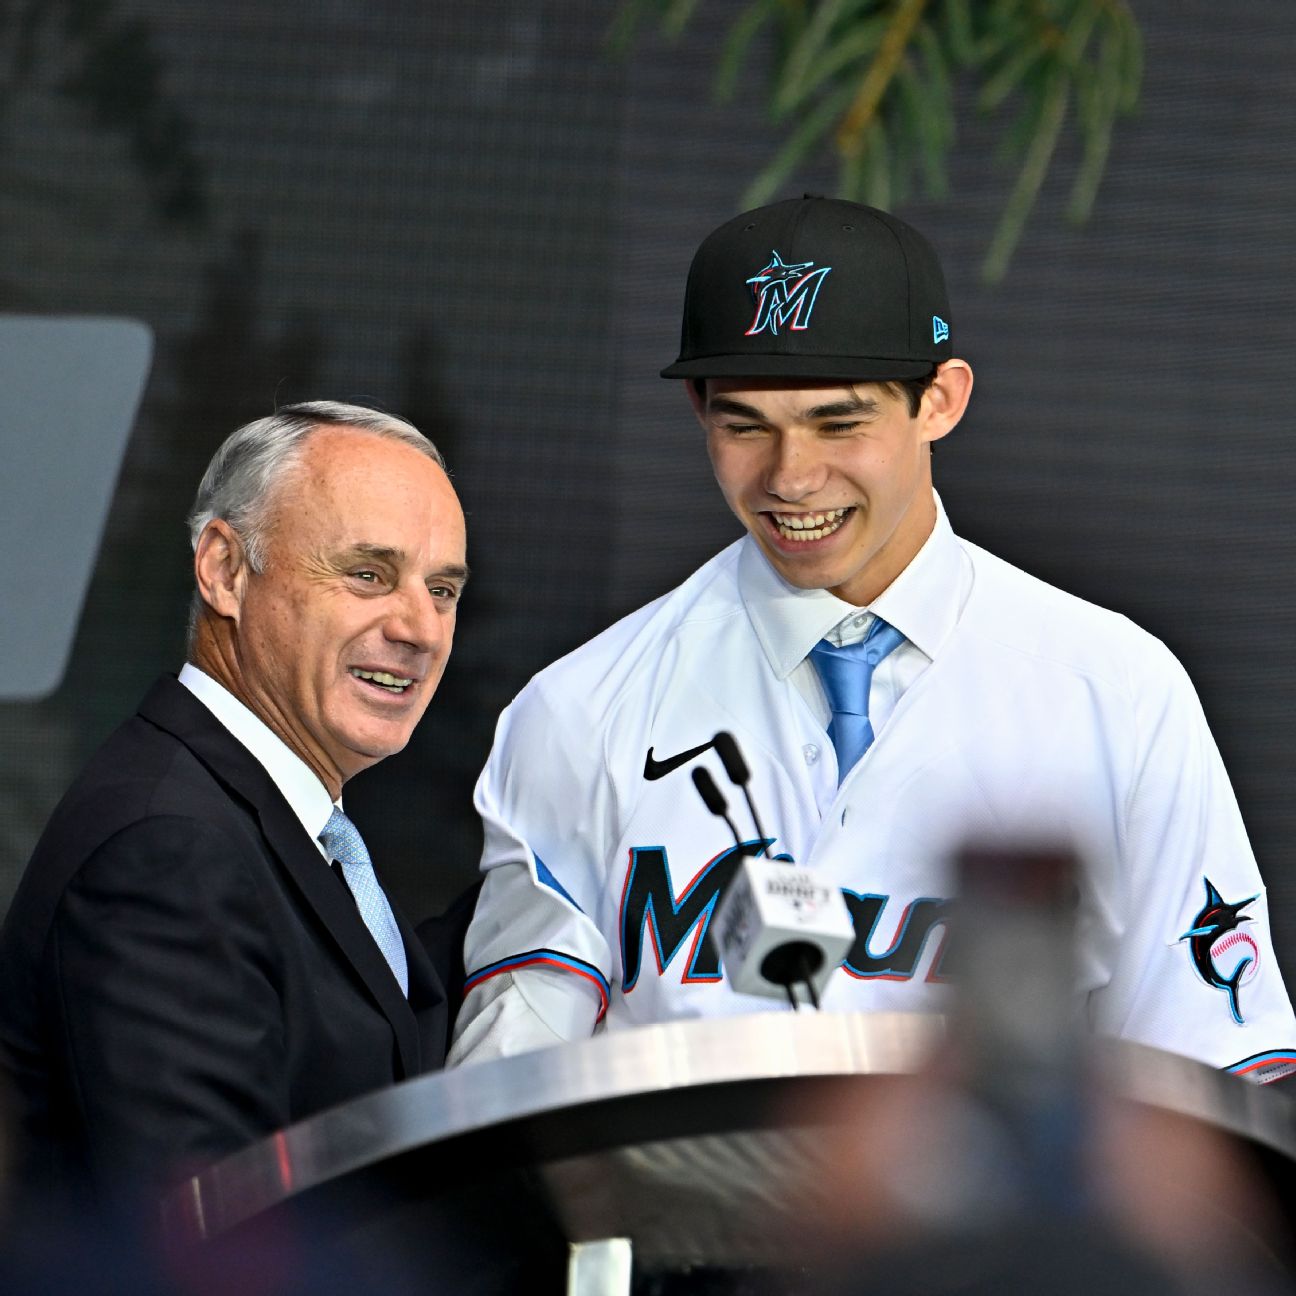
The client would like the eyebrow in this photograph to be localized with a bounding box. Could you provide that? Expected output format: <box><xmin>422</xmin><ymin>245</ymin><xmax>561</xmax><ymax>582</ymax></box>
<box><xmin>342</xmin><ymin>543</ymin><xmax>471</xmax><ymax>585</ymax></box>
<box><xmin>706</xmin><ymin>397</ymin><xmax>769</xmax><ymax>422</ymax></box>
<box><xmin>345</xmin><ymin>543</ymin><xmax>403</xmax><ymax>564</ymax></box>
<box><xmin>706</xmin><ymin>393</ymin><xmax>880</xmax><ymax>422</ymax></box>
<box><xmin>436</xmin><ymin>563</ymin><xmax>471</xmax><ymax>587</ymax></box>
<box><xmin>803</xmin><ymin>394</ymin><xmax>880</xmax><ymax>419</ymax></box>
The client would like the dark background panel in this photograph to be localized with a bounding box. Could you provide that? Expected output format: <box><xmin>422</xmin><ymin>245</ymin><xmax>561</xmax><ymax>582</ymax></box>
<box><xmin>1</xmin><ymin>0</ymin><xmax>1293</xmax><ymax>991</ymax></box>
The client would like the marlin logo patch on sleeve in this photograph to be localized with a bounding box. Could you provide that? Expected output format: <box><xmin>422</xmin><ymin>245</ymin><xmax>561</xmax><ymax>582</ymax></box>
<box><xmin>745</xmin><ymin>250</ymin><xmax>831</xmax><ymax>337</ymax></box>
<box><xmin>1179</xmin><ymin>877</ymin><xmax>1260</xmax><ymax>1024</ymax></box>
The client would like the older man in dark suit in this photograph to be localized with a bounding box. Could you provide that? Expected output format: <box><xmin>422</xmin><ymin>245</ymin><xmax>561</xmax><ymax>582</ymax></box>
<box><xmin>0</xmin><ymin>401</ymin><xmax>468</xmax><ymax>1206</ymax></box>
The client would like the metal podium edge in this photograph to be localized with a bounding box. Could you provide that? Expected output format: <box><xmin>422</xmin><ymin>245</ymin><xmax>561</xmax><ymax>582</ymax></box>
<box><xmin>165</xmin><ymin>1011</ymin><xmax>945</xmax><ymax>1238</ymax></box>
<box><xmin>163</xmin><ymin>1012</ymin><xmax>1296</xmax><ymax>1242</ymax></box>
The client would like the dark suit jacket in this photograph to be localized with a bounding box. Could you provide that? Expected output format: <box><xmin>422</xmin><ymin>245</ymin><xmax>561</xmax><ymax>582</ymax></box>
<box><xmin>0</xmin><ymin>675</ymin><xmax>449</xmax><ymax>1204</ymax></box>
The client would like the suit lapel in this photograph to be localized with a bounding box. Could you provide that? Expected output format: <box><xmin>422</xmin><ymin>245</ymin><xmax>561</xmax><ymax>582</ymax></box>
<box><xmin>256</xmin><ymin>792</ymin><xmax>424</xmax><ymax>1076</ymax></box>
<box><xmin>137</xmin><ymin>676</ymin><xmax>425</xmax><ymax>1078</ymax></box>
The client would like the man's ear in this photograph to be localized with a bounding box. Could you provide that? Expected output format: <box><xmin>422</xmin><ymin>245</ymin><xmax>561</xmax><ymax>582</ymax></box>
<box><xmin>919</xmin><ymin>359</ymin><xmax>974</xmax><ymax>446</ymax></box>
<box><xmin>193</xmin><ymin>519</ymin><xmax>250</xmax><ymax>622</ymax></box>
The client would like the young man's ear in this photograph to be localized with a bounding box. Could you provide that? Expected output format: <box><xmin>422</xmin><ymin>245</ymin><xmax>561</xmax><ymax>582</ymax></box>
<box><xmin>193</xmin><ymin>519</ymin><xmax>251</xmax><ymax>623</ymax></box>
<box><xmin>920</xmin><ymin>359</ymin><xmax>974</xmax><ymax>446</ymax></box>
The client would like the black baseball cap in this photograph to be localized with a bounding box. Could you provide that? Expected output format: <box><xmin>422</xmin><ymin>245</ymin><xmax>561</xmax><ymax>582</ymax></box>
<box><xmin>661</xmin><ymin>195</ymin><xmax>952</xmax><ymax>382</ymax></box>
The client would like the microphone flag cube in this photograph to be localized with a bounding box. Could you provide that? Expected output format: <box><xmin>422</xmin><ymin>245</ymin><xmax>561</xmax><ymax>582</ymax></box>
<box><xmin>714</xmin><ymin>855</ymin><xmax>855</xmax><ymax>1002</ymax></box>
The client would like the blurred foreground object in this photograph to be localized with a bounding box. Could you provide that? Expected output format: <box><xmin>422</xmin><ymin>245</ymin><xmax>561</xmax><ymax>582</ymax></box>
<box><xmin>806</xmin><ymin>843</ymin><xmax>1295</xmax><ymax>1294</ymax></box>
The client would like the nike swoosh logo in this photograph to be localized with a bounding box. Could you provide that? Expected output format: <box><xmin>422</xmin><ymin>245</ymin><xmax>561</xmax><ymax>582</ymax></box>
<box><xmin>643</xmin><ymin>740</ymin><xmax>714</xmax><ymax>780</ymax></box>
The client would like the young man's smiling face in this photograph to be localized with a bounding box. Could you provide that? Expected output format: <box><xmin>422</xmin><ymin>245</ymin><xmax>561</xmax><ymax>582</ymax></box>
<box><xmin>694</xmin><ymin>364</ymin><xmax>971</xmax><ymax>606</ymax></box>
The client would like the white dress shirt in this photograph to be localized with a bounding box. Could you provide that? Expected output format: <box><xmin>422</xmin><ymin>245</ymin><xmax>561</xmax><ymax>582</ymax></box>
<box><xmin>178</xmin><ymin>664</ymin><xmax>336</xmax><ymax>854</ymax></box>
<box><xmin>740</xmin><ymin>494</ymin><xmax>973</xmax><ymax>735</ymax></box>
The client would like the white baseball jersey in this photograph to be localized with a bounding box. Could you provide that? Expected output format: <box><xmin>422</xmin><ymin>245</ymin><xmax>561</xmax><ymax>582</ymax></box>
<box><xmin>451</xmin><ymin>506</ymin><xmax>1296</xmax><ymax>1082</ymax></box>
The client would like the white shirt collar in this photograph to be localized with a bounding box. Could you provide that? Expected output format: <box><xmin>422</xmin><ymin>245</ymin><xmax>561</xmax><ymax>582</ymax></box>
<box><xmin>739</xmin><ymin>492</ymin><xmax>968</xmax><ymax>679</ymax></box>
<box><xmin>178</xmin><ymin>663</ymin><xmax>336</xmax><ymax>845</ymax></box>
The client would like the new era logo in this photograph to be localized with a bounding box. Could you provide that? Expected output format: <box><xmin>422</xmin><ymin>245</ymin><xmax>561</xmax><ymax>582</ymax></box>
<box><xmin>932</xmin><ymin>316</ymin><xmax>949</xmax><ymax>345</ymax></box>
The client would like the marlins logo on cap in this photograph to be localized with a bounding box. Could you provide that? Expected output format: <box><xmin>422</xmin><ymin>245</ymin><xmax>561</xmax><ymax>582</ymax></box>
<box><xmin>662</xmin><ymin>195</ymin><xmax>953</xmax><ymax>383</ymax></box>
<box><xmin>744</xmin><ymin>251</ymin><xmax>832</xmax><ymax>338</ymax></box>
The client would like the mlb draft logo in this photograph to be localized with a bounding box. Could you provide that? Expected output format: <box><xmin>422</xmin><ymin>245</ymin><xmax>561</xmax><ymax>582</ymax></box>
<box><xmin>745</xmin><ymin>250</ymin><xmax>831</xmax><ymax>337</ymax></box>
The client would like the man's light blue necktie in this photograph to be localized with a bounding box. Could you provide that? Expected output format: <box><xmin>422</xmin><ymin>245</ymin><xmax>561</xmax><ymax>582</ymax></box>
<box><xmin>319</xmin><ymin>807</ymin><xmax>409</xmax><ymax>996</ymax></box>
<box><xmin>810</xmin><ymin>617</ymin><xmax>907</xmax><ymax>782</ymax></box>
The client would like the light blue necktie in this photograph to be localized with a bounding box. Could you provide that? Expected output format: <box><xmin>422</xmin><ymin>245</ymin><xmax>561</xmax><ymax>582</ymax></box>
<box><xmin>319</xmin><ymin>807</ymin><xmax>409</xmax><ymax>996</ymax></box>
<box><xmin>810</xmin><ymin>617</ymin><xmax>907</xmax><ymax>781</ymax></box>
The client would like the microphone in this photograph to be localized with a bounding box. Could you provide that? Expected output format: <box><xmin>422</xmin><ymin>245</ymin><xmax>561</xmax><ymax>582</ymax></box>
<box><xmin>691</xmin><ymin>768</ymin><xmax>740</xmax><ymax>846</ymax></box>
<box><xmin>713</xmin><ymin>853</ymin><xmax>855</xmax><ymax>1010</ymax></box>
<box><xmin>691</xmin><ymin>733</ymin><xmax>854</xmax><ymax>1009</ymax></box>
<box><xmin>713</xmin><ymin>731</ymin><xmax>770</xmax><ymax>858</ymax></box>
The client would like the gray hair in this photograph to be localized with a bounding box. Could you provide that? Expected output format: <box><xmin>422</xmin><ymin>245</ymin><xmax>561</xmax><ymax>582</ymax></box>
<box><xmin>186</xmin><ymin>401</ymin><xmax>445</xmax><ymax>642</ymax></box>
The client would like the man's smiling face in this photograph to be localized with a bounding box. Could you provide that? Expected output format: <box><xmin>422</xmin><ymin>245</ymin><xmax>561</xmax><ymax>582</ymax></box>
<box><xmin>229</xmin><ymin>425</ymin><xmax>467</xmax><ymax>793</ymax></box>
<box><xmin>696</xmin><ymin>370</ymin><xmax>967</xmax><ymax>606</ymax></box>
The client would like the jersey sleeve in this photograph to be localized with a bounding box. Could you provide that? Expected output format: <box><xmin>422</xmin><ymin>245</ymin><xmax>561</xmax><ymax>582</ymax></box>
<box><xmin>450</xmin><ymin>679</ymin><xmax>618</xmax><ymax>1063</ymax></box>
<box><xmin>1088</xmin><ymin>638</ymin><xmax>1296</xmax><ymax>1082</ymax></box>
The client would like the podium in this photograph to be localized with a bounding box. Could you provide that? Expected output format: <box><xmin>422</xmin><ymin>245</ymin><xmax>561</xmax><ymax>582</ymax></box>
<box><xmin>163</xmin><ymin>1013</ymin><xmax>1296</xmax><ymax>1292</ymax></box>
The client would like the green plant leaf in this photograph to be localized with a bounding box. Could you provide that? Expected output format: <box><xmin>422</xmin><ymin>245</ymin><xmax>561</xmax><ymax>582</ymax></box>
<box><xmin>942</xmin><ymin>0</ymin><xmax>977</xmax><ymax>65</ymax></box>
<box><xmin>607</xmin><ymin>0</ymin><xmax>661</xmax><ymax>55</ymax></box>
<box><xmin>741</xmin><ymin>76</ymin><xmax>857</xmax><ymax>208</ymax></box>
<box><xmin>1057</xmin><ymin>0</ymin><xmax>1101</xmax><ymax>69</ymax></box>
<box><xmin>1113</xmin><ymin>4</ymin><xmax>1143</xmax><ymax>111</ymax></box>
<box><xmin>861</xmin><ymin>117</ymin><xmax>892</xmax><ymax>209</ymax></box>
<box><xmin>662</xmin><ymin>0</ymin><xmax>704</xmax><ymax>38</ymax></box>
<box><xmin>836</xmin><ymin>0</ymin><xmax>933</xmax><ymax>159</ymax></box>
<box><xmin>839</xmin><ymin>132</ymin><xmax>866</xmax><ymax>198</ymax></box>
<box><xmin>917</xmin><ymin>23</ymin><xmax>956</xmax><ymax>153</ymax></box>
<box><xmin>983</xmin><ymin>68</ymin><xmax>1070</xmax><ymax>281</ymax></box>
<box><xmin>978</xmin><ymin>39</ymin><xmax>1048</xmax><ymax>113</ymax></box>
<box><xmin>969</xmin><ymin>4</ymin><xmax>1029</xmax><ymax>67</ymax></box>
<box><xmin>715</xmin><ymin>0</ymin><xmax>782</xmax><ymax>101</ymax></box>
<box><xmin>609</xmin><ymin>0</ymin><xmax>1144</xmax><ymax>280</ymax></box>
<box><xmin>772</xmin><ymin>0</ymin><xmax>856</xmax><ymax>116</ymax></box>
<box><xmin>773</xmin><ymin>15</ymin><xmax>888</xmax><ymax>119</ymax></box>
<box><xmin>1067</xmin><ymin>19</ymin><xmax>1121</xmax><ymax>222</ymax></box>
<box><xmin>895</xmin><ymin>55</ymin><xmax>946</xmax><ymax>197</ymax></box>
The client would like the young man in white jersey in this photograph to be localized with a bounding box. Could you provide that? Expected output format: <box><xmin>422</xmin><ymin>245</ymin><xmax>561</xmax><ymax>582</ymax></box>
<box><xmin>449</xmin><ymin>196</ymin><xmax>1296</xmax><ymax>1083</ymax></box>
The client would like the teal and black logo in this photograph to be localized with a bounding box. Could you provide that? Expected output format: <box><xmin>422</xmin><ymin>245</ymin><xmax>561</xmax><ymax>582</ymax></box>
<box><xmin>745</xmin><ymin>250</ymin><xmax>832</xmax><ymax>337</ymax></box>
<box><xmin>1180</xmin><ymin>877</ymin><xmax>1259</xmax><ymax>1024</ymax></box>
<box><xmin>619</xmin><ymin>842</ymin><xmax>954</xmax><ymax>989</ymax></box>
